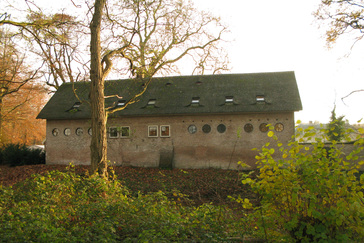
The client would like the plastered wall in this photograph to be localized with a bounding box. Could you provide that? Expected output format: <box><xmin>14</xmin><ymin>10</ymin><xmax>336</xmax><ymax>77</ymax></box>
<box><xmin>45</xmin><ymin>112</ymin><xmax>295</xmax><ymax>169</ymax></box>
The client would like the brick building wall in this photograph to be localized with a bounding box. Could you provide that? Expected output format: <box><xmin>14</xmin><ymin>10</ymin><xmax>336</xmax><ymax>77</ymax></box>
<box><xmin>45</xmin><ymin>112</ymin><xmax>294</xmax><ymax>169</ymax></box>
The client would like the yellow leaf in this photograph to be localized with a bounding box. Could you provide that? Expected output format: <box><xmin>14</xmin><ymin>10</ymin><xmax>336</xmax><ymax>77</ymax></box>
<box><xmin>268</xmin><ymin>131</ymin><xmax>274</xmax><ymax>137</ymax></box>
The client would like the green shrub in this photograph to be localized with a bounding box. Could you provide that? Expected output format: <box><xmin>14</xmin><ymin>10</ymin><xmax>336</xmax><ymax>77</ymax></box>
<box><xmin>0</xmin><ymin>143</ymin><xmax>45</xmax><ymax>166</ymax></box>
<box><xmin>328</xmin><ymin>107</ymin><xmax>345</xmax><ymax>142</ymax></box>
<box><xmin>0</xmin><ymin>166</ymin><xmax>247</xmax><ymax>242</ymax></box>
<box><xmin>241</xmin><ymin>122</ymin><xmax>364</xmax><ymax>242</ymax></box>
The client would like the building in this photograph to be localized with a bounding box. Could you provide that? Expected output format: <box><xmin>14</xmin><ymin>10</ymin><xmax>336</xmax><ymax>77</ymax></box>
<box><xmin>37</xmin><ymin>71</ymin><xmax>302</xmax><ymax>169</ymax></box>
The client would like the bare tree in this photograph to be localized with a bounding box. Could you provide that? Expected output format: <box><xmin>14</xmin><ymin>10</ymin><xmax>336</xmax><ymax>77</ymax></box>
<box><xmin>2</xmin><ymin>0</ymin><xmax>230</xmax><ymax>176</ymax></box>
<box><xmin>88</xmin><ymin>0</ymin><xmax>230</xmax><ymax>176</ymax></box>
<box><xmin>102</xmin><ymin>0</ymin><xmax>229</xmax><ymax>78</ymax></box>
<box><xmin>315</xmin><ymin>0</ymin><xmax>364</xmax><ymax>46</ymax></box>
<box><xmin>315</xmin><ymin>0</ymin><xmax>364</xmax><ymax>100</ymax></box>
<box><xmin>0</xmin><ymin>11</ymin><xmax>88</xmax><ymax>90</ymax></box>
<box><xmin>26</xmin><ymin>12</ymin><xmax>89</xmax><ymax>89</ymax></box>
<box><xmin>90</xmin><ymin>0</ymin><xmax>108</xmax><ymax>177</ymax></box>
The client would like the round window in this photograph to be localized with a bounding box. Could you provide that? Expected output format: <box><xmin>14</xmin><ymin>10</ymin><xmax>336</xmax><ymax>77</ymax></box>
<box><xmin>188</xmin><ymin>125</ymin><xmax>197</xmax><ymax>134</ymax></box>
<box><xmin>202</xmin><ymin>124</ymin><xmax>211</xmax><ymax>133</ymax></box>
<box><xmin>64</xmin><ymin>128</ymin><xmax>71</xmax><ymax>136</ymax></box>
<box><xmin>76</xmin><ymin>128</ymin><xmax>83</xmax><ymax>136</ymax></box>
<box><xmin>244</xmin><ymin>123</ymin><xmax>253</xmax><ymax>133</ymax></box>
<box><xmin>88</xmin><ymin>128</ymin><xmax>92</xmax><ymax>136</ymax></box>
<box><xmin>275</xmin><ymin>123</ymin><xmax>284</xmax><ymax>132</ymax></box>
<box><xmin>52</xmin><ymin>128</ymin><xmax>59</xmax><ymax>137</ymax></box>
<box><xmin>259</xmin><ymin>123</ymin><xmax>268</xmax><ymax>133</ymax></box>
<box><xmin>217</xmin><ymin>124</ymin><xmax>226</xmax><ymax>133</ymax></box>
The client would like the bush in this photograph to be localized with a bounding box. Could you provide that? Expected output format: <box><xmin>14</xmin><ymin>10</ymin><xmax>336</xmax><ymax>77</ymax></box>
<box><xmin>241</xmin><ymin>122</ymin><xmax>364</xmax><ymax>242</ymax></box>
<box><xmin>0</xmin><ymin>143</ymin><xmax>45</xmax><ymax>166</ymax></box>
<box><xmin>0</xmin><ymin>166</ymin><xmax>247</xmax><ymax>242</ymax></box>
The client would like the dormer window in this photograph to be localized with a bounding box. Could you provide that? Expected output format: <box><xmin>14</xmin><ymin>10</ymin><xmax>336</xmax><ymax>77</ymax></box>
<box><xmin>148</xmin><ymin>99</ymin><xmax>156</xmax><ymax>106</ymax></box>
<box><xmin>191</xmin><ymin>97</ymin><xmax>200</xmax><ymax>105</ymax></box>
<box><xmin>225</xmin><ymin>96</ymin><xmax>234</xmax><ymax>104</ymax></box>
<box><xmin>72</xmin><ymin>102</ymin><xmax>81</xmax><ymax>108</ymax></box>
<box><xmin>225</xmin><ymin>96</ymin><xmax>233</xmax><ymax>103</ymax></box>
<box><xmin>117</xmin><ymin>99</ymin><xmax>126</xmax><ymax>107</ymax></box>
<box><xmin>68</xmin><ymin>101</ymin><xmax>81</xmax><ymax>112</ymax></box>
<box><xmin>256</xmin><ymin>95</ymin><xmax>265</xmax><ymax>102</ymax></box>
<box><xmin>143</xmin><ymin>99</ymin><xmax>158</xmax><ymax>109</ymax></box>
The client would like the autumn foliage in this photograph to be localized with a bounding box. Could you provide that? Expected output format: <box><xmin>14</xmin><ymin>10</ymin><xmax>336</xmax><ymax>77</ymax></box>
<box><xmin>0</xmin><ymin>82</ymin><xmax>48</xmax><ymax>145</ymax></box>
<box><xmin>0</xmin><ymin>29</ymin><xmax>48</xmax><ymax>146</ymax></box>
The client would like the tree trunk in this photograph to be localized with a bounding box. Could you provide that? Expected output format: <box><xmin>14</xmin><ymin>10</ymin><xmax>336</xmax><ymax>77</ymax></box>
<box><xmin>90</xmin><ymin>0</ymin><xmax>108</xmax><ymax>177</ymax></box>
<box><xmin>0</xmin><ymin>97</ymin><xmax>3</xmax><ymax>145</ymax></box>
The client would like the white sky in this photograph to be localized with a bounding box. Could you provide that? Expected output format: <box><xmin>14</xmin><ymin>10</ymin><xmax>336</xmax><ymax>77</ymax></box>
<box><xmin>194</xmin><ymin>0</ymin><xmax>364</xmax><ymax>124</ymax></box>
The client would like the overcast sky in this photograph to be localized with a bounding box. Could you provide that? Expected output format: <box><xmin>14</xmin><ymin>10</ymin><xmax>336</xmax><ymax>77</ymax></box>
<box><xmin>194</xmin><ymin>0</ymin><xmax>364</xmax><ymax>124</ymax></box>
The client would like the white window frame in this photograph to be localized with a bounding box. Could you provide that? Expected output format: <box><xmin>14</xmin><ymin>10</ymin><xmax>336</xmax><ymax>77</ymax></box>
<box><xmin>88</xmin><ymin>128</ymin><xmax>92</xmax><ymax>136</ymax></box>
<box><xmin>64</xmin><ymin>128</ymin><xmax>71</xmax><ymax>136</ymax></box>
<box><xmin>109</xmin><ymin>127</ymin><xmax>119</xmax><ymax>138</ymax></box>
<box><xmin>148</xmin><ymin>125</ymin><xmax>158</xmax><ymax>137</ymax></box>
<box><xmin>75</xmin><ymin>127</ymin><xmax>84</xmax><ymax>136</ymax></box>
<box><xmin>120</xmin><ymin>126</ymin><xmax>130</xmax><ymax>138</ymax></box>
<box><xmin>160</xmin><ymin>125</ymin><xmax>170</xmax><ymax>137</ymax></box>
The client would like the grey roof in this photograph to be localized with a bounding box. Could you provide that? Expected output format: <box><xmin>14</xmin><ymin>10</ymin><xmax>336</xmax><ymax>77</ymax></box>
<box><xmin>37</xmin><ymin>71</ymin><xmax>302</xmax><ymax>120</ymax></box>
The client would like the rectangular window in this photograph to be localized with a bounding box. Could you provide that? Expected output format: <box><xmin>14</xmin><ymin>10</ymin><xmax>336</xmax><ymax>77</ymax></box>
<box><xmin>121</xmin><ymin>126</ymin><xmax>130</xmax><ymax>138</ymax></box>
<box><xmin>148</xmin><ymin>125</ymin><xmax>158</xmax><ymax>137</ymax></box>
<box><xmin>109</xmin><ymin>127</ymin><xmax>118</xmax><ymax>138</ymax></box>
<box><xmin>160</xmin><ymin>125</ymin><xmax>170</xmax><ymax>137</ymax></box>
